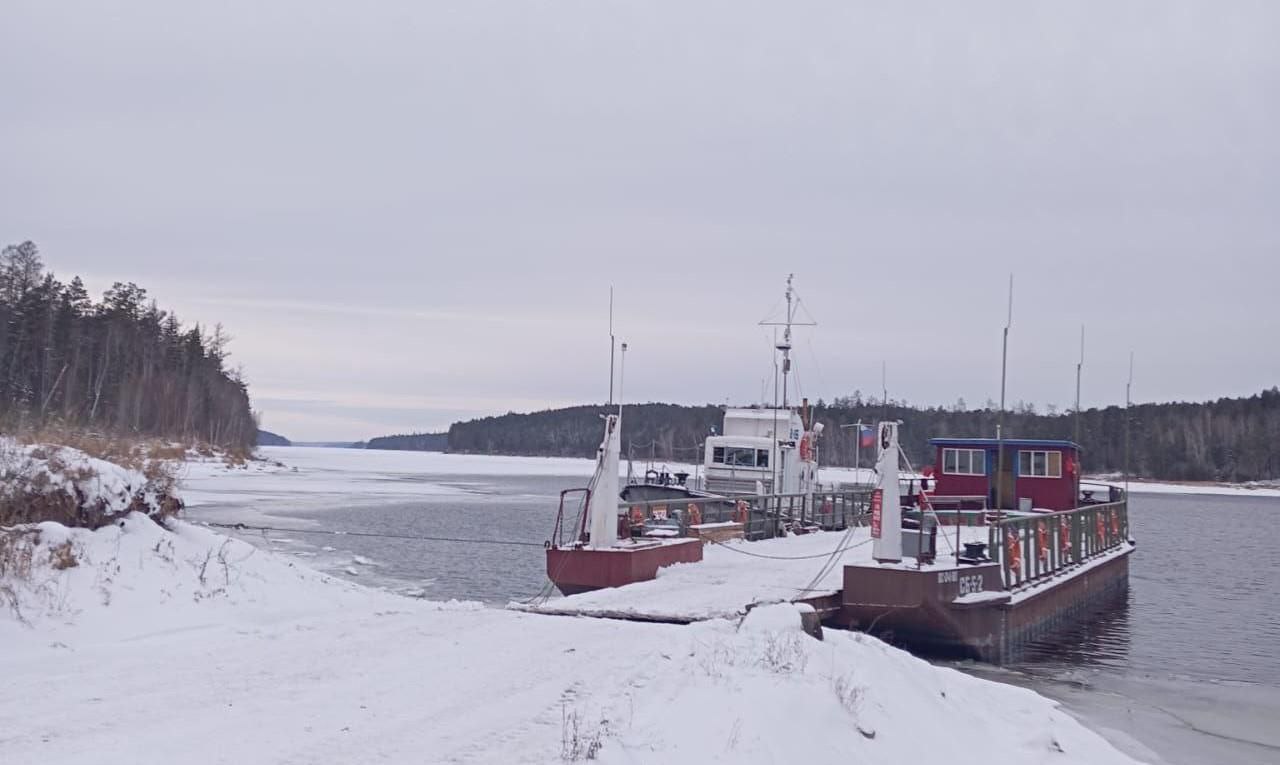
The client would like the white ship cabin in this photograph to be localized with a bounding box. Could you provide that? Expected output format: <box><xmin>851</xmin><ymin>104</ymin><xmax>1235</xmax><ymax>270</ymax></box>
<box><xmin>703</xmin><ymin>408</ymin><xmax>816</xmax><ymax>496</ymax></box>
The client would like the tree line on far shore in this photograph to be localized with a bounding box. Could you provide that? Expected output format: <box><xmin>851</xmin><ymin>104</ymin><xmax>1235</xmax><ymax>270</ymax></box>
<box><xmin>0</xmin><ymin>241</ymin><xmax>257</xmax><ymax>452</ymax></box>
<box><xmin>437</xmin><ymin>390</ymin><xmax>1280</xmax><ymax>482</ymax></box>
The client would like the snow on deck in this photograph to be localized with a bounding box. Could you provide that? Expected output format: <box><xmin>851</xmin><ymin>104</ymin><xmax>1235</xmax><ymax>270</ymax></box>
<box><xmin>517</xmin><ymin>526</ymin><xmax>992</xmax><ymax>623</ymax></box>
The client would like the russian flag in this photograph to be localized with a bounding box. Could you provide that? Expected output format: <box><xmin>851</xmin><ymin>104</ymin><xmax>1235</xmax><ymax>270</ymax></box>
<box><xmin>859</xmin><ymin>425</ymin><xmax>875</xmax><ymax>448</ymax></box>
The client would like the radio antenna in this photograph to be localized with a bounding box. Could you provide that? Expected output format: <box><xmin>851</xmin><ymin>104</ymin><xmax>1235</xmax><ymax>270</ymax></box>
<box><xmin>1074</xmin><ymin>325</ymin><xmax>1084</xmax><ymax>446</ymax></box>
<box><xmin>995</xmin><ymin>274</ymin><xmax>1013</xmax><ymax>514</ymax></box>
<box><xmin>608</xmin><ymin>287</ymin><xmax>616</xmax><ymax>406</ymax></box>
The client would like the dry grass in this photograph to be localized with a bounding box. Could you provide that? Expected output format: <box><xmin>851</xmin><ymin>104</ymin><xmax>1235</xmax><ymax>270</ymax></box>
<box><xmin>0</xmin><ymin>528</ymin><xmax>39</xmax><ymax>619</ymax></box>
<box><xmin>49</xmin><ymin>540</ymin><xmax>78</xmax><ymax>570</ymax></box>
<box><xmin>1</xmin><ymin>427</ymin><xmax>187</xmax><ymax>528</ymax></box>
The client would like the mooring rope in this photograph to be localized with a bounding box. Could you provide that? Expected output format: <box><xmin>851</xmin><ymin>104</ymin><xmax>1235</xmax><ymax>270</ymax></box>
<box><xmin>202</xmin><ymin>522</ymin><xmax>546</xmax><ymax>548</ymax></box>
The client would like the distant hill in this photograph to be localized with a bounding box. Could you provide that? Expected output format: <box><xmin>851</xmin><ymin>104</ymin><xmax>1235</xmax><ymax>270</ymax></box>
<box><xmin>445</xmin><ymin>390</ymin><xmax>1280</xmax><ymax>483</ymax></box>
<box><xmin>292</xmin><ymin>441</ymin><xmax>364</xmax><ymax>449</ymax></box>
<box><xmin>366</xmin><ymin>432</ymin><xmax>448</xmax><ymax>452</ymax></box>
<box><xmin>256</xmin><ymin>430</ymin><xmax>291</xmax><ymax>447</ymax></box>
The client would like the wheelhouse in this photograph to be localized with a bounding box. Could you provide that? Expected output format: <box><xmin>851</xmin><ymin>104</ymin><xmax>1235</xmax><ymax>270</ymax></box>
<box><xmin>929</xmin><ymin>437</ymin><xmax>1082</xmax><ymax>512</ymax></box>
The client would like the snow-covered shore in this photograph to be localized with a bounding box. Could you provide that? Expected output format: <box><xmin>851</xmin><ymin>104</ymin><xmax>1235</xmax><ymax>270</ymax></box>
<box><xmin>1086</xmin><ymin>475</ymin><xmax>1280</xmax><ymax>498</ymax></box>
<box><xmin>0</xmin><ymin>510</ymin><xmax>1142</xmax><ymax>764</ymax></box>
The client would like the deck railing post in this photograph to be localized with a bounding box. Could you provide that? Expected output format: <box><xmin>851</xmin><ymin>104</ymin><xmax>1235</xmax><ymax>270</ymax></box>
<box><xmin>1022</xmin><ymin>520</ymin><xmax>1031</xmax><ymax>581</ymax></box>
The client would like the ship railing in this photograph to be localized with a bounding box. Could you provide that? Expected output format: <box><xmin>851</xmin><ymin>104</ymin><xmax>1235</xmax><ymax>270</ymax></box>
<box><xmin>988</xmin><ymin>498</ymin><xmax>1130</xmax><ymax>589</ymax></box>
<box><xmin>912</xmin><ymin>495</ymin><xmax>990</xmax><ymax>526</ymax></box>
<box><xmin>551</xmin><ymin>488</ymin><xmax>592</xmax><ymax>548</ymax></box>
<box><xmin>618</xmin><ymin>489</ymin><xmax>872</xmax><ymax>542</ymax></box>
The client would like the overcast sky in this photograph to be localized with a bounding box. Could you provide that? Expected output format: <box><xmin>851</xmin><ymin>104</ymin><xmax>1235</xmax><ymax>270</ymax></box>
<box><xmin>3</xmin><ymin>1</ymin><xmax>1277</xmax><ymax>441</ymax></box>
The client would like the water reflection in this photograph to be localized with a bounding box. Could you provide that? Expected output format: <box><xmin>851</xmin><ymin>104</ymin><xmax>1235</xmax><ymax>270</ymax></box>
<box><xmin>1013</xmin><ymin>589</ymin><xmax>1133</xmax><ymax>676</ymax></box>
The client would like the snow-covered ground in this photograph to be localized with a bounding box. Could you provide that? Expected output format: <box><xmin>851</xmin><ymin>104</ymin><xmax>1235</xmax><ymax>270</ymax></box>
<box><xmin>1086</xmin><ymin>475</ymin><xmax>1280</xmax><ymax>498</ymax></box>
<box><xmin>0</xmin><ymin>511</ymin><xmax>1143</xmax><ymax>764</ymax></box>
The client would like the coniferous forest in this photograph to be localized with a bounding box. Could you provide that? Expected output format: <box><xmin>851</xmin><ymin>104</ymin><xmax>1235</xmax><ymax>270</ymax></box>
<box><xmin>0</xmin><ymin>241</ymin><xmax>256</xmax><ymax>451</ymax></box>
<box><xmin>445</xmin><ymin>391</ymin><xmax>1280</xmax><ymax>483</ymax></box>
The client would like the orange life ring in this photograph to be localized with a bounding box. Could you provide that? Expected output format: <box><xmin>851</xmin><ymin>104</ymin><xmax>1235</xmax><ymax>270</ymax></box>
<box><xmin>688</xmin><ymin>503</ymin><xmax>702</xmax><ymax>526</ymax></box>
<box><xmin>820</xmin><ymin>498</ymin><xmax>833</xmax><ymax>515</ymax></box>
<box><xmin>1036</xmin><ymin>521</ymin><xmax>1049</xmax><ymax>563</ymax></box>
<box><xmin>734</xmin><ymin>500</ymin><xmax>750</xmax><ymax>524</ymax></box>
<box><xmin>1005</xmin><ymin>529</ymin><xmax>1022</xmax><ymax>577</ymax></box>
<box><xmin>629</xmin><ymin>506</ymin><xmax>645</xmax><ymax>526</ymax></box>
<box><xmin>1059</xmin><ymin>516</ymin><xmax>1072</xmax><ymax>557</ymax></box>
<box><xmin>1095</xmin><ymin>513</ymin><xmax>1106</xmax><ymax>543</ymax></box>
<box><xmin>1110</xmin><ymin>509</ymin><xmax>1120</xmax><ymax>536</ymax></box>
<box><xmin>799</xmin><ymin>434</ymin><xmax>812</xmax><ymax>462</ymax></box>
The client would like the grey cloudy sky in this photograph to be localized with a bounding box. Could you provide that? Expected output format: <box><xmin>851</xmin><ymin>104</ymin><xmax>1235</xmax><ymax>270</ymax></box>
<box><xmin>4</xmin><ymin>1</ymin><xmax>1277</xmax><ymax>441</ymax></box>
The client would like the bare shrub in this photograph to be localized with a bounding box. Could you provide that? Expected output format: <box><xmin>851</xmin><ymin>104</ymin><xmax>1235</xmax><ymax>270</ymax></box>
<box><xmin>0</xmin><ymin>529</ymin><xmax>39</xmax><ymax>620</ymax></box>
<box><xmin>758</xmin><ymin>632</ymin><xmax>809</xmax><ymax>674</ymax></box>
<box><xmin>0</xmin><ymin>529</ymin><xmax>38</xmax><ymax>579</ymax></box>
<box><xmin>695</xmin><ymin>638</ymin><xmax>737</xmax><ymax>679</ymax></box>
<box><xmin>832</xmin><ymin>673</ymin><xmax>864</xmax><ymax>716</ymax></box>
<box><xmin>560</xmin><ymin>704</ymin><xmax>609</xmax><ymax>761</ymax></box>
<box><xmin>832</xmin><ymin>672</ymin><xmax>876</xmax><ymax>739</ymax></box>
<box><xmin>49</xmin><ymin>540</ymin><xmax>78</xmax><ymax>570</ymax></box>
<box><xmin>1</xmin><ymin>433</ymin><xmax>184</xmax><ymax>528</ymax></box>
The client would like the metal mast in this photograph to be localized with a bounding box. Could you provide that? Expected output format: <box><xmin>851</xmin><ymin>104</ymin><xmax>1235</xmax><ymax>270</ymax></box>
<box><xmin>1124</xmin><ymin>352</ymin><xmax>1133</xmax><ymax>498</ymax></box>
<box><xmin>881</xmin><ymin>360</ymin><xmax>888</xmax><ymax>423</ymax></box>
<box><xmin>760</xmin><ymin>275</ymin><xmax>816</xmax><ymax>491</ymax></box>
<box><xmin>995</xmin><ymin>275</ymin><xmax>1013</xmax><ymax>513</ymax></box>
<box><xmin>1074</xmin><ymin>325</ymin><xmax>1084</xmax><ymax>446</ymax></box>
<box><xmin>608</xmin><ymin>287</ymin><xmax>616</xmax><ymax>406</ymax></box>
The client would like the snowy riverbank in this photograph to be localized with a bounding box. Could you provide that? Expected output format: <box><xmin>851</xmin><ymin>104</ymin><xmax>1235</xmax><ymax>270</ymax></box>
<box><xmin>0</xmin><ymin>443</ymin><xmax>1152</xmax><ymax>764</ymax></box>
<box><xmin>0</xmin><ymin>510</ymin><xmax>1143</xmax><ymax>764</ymax></box>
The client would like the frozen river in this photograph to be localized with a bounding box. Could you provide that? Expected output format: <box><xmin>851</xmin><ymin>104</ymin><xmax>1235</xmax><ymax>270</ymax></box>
<box><xmin>184</xmin><ymin>446</ymin><xmax>1280</xmax><ymax>765</ymax></box>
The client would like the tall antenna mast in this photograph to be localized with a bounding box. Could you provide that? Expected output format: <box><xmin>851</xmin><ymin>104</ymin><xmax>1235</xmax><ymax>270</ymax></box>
<box><xmin>1074</xmin><ymin>325</ymin><xmax>1084</xmax><ymax>446</ymax></box>
<box><xmin>995</xmin><ymin>274</ymin><xmax>1014</xmax><ymax>513</ymax></box>
<box><xmin>881</xmin><ymin>360</ymin><xmax>888</xmax><ymax>422</ymax></box>
<box><xmin>759</xmin><ymin>275</ymin><xmax>817</xmax><ymax>410</ymax></box>
<box><xmin>759</xmin><ymin>275</ymin><xmax>816</xmax><ymax>493</ymax></box>
<box><xmin>618</xmin><ymin>342</ymin><xmax>628</xmax><ymax>417</ymax></box>
<box><xmin>1124</xmin><ymin>351</ymin><xmax>1133</xmax><ymax>497</ymax></box>
<box><xmin>608</xmin><ymin>287</ymin><xmax>616</xmax><ymax>406</ymax></box>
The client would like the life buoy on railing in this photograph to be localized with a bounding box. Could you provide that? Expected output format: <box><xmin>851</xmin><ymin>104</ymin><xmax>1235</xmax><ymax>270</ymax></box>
<box><xmin>1095</xmin><ymin>513</ymin><xmax>1106</xmax><ymax>545</ymax></box>
<box><xmin>1036</xmin><ymin>521</ymin><xmax>1050</xmax><ymax>564</ymax></box>
<box><xmin>1059</xmin><ymin>516</ymin><xmax>1072</xmax><ymax>558</ymax></box>
<box><xmin>1005</xmin><ymin>529</ymin><xmax>1022</xmax><ymax>579</ymax></box>
<box><xmin>734</xmin><ymin>500</ymin><xmax>750</xmax><ymax>524</ymax></box>
<box><xmin>820</xmin><ymin>498</ymin><xmax>833</xmax><ymax>515</ymax></box>
<box><xmin>1110</xmin><ymin>509</ymin><xmax>1120</xmax><ymax>537</ymax></box>
<box><xmin>798</xmin><ymin>434</ymin><xmax>812</xmax><ymax>462</ymax></box>
<box><xmin>629</xmin><ymin>506</ymin><xmax>645</xmax><ymax>526</ymax></box>
<box><xmin>688</xmin><ymin>503</ymin><xmax>702</xmax><ymax>526</ymax></box>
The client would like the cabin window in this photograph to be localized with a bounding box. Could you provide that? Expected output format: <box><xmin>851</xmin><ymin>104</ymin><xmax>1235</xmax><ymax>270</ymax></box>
<box><xmin>942</xmin><ymin>448</ymin><xmax>985</xmax><ymax>476</ymax></box>
<box><xmin>712</xmin><ymin>446</ymin><xmax>759</xmax><ymax>468</ymax></box>
<box><xmin>756</xmin><ymin>449</ymin><xmax>769</xmax><ymax>468</ymax></box>
<box><xmin>1018</xmin><ymin>450</ymin><xmax>1062</xmax><ymax>478</ymax></box>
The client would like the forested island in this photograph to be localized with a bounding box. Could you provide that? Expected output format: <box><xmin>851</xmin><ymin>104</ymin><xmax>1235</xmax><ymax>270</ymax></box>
<box><xmin>0</xmin><ymin>241</ymin><xmax>257</xmax><ymax>452</ymax></box>
<box><xmin>439</xmin><ymin>390</ymin><xmax>1280</xmax><ymax>483</ymax></box>
<box><xmin>366</xmin><ymin>432</ymin><xmax>448</xmax><ymax>451</ymax></box>
<box><xmin>256</xmin><ymin>430</ymin><xmax>291</xmax><ymax>447</ymax></box>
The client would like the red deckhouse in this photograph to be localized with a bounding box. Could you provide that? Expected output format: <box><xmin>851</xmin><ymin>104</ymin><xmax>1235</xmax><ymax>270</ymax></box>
<box><xmin>928</xmin><ymin>437</ymin><xmax>1084</xmax><ymax>512</ymax></box>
